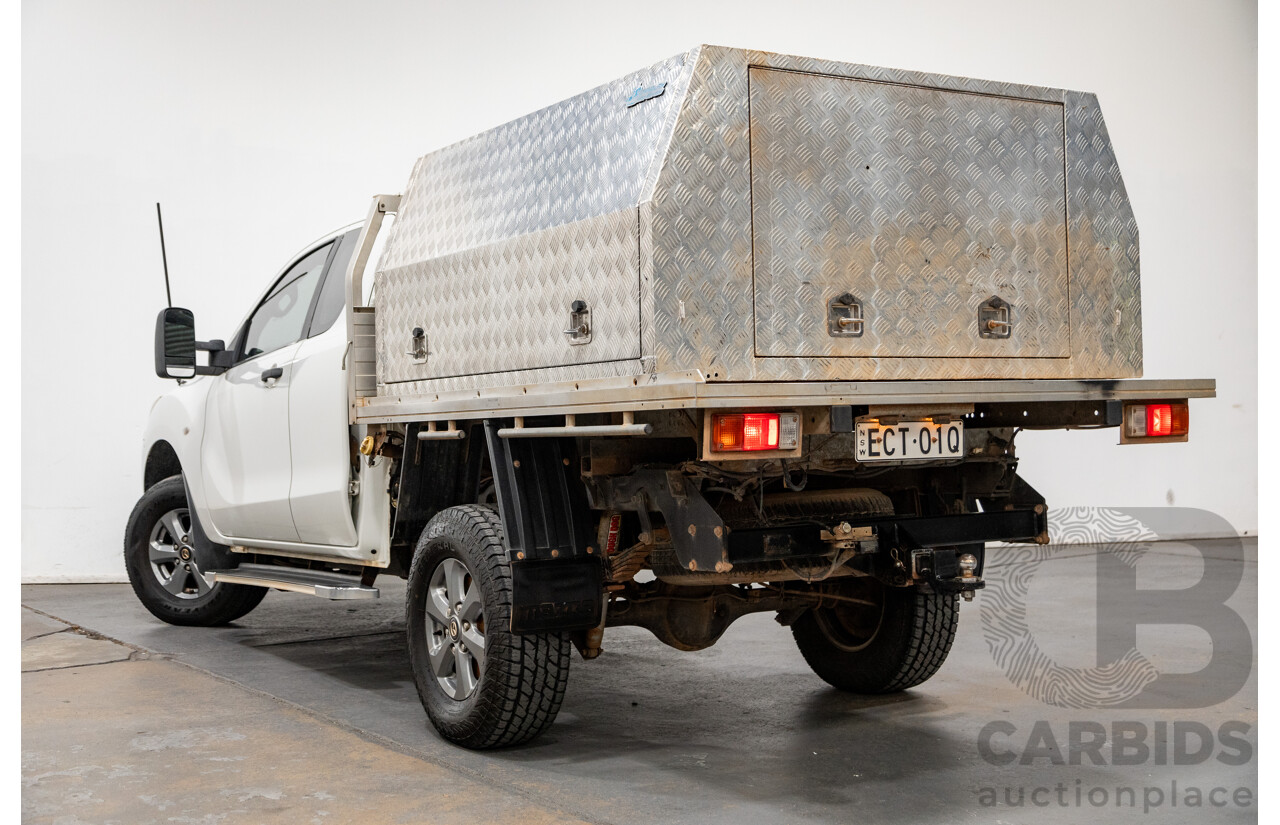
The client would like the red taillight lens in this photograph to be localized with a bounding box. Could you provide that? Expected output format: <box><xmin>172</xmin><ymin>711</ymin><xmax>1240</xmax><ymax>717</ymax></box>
<box><xmin>712</xmin><ymin>413</ymin><xmax>779</xmax><ymax>451</ymax></box>
<box><xmin>1147</xmin><ymin>404</ymin><xmax>1173</xmax><ymax>436</ymax></box>
<box><xmin>1123</xmin><ymin>402</ymin><xmax>1189</xmax><ymax>440</ymax></box>
<box><xmin>743</xmin><ymin>413</ymin><xmax>779</xmax><ymax>451</ymax></box>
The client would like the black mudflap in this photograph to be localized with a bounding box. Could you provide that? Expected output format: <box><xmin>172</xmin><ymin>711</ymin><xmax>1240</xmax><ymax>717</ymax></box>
<box><xmin>509</xmin><ymin>557</ymin><xmax>604</xmax><ymax>633</ymax></box>
<box><xmin>483</xmin><ymin>420</ymin><xmax>605</xmax><ymax>633</ymax></box>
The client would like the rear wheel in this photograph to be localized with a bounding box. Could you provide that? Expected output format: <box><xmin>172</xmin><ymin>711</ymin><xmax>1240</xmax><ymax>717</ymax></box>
<box><xmin>124</xmin><ymin>476</ymin><xmax>267</xmax><ymax>626</ymax></box>
<box><xmin>406</xmin><ymin>505</ymin><xmax>571</xmax><ymax>749</ymax></box>
<box><xmin>791</xmin><ymin>577</ymin><xmax>958</xmax><ymax>693</ymax></box>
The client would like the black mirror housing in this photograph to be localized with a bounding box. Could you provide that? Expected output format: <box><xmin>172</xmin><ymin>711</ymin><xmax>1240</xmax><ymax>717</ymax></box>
<box><xmin>155</xmin><ymin>307</ymin><xmax>197</xmax><ymax>379</ymax></box>
<box><xmin>154</xmin><ymin>308</ymin><xmax>231</xmax><ymax>379</ymax></box>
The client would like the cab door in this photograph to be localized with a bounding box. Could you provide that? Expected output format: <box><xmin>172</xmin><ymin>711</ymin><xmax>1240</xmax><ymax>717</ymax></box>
<box><xmin>286</xmin><ymin>230</ymin><xmax>361</xmax><ymax>547</ymax></box>
<box><xmin>200</xmin><ymin>241</ymin><xmax>336</xmax><ymax>543</ymax></box>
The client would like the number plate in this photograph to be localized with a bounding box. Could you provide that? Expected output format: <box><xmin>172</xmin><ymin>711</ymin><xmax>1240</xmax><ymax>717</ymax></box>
<box><xmin>855</xmin><ymin>420</ymin><xmax>965</xmax><ymax>462</ymax></box>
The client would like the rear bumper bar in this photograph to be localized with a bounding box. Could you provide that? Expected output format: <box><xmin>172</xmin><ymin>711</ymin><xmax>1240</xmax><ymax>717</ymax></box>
<box><xmin>726</xmin><ymin>508</ymin><xmax>1048</xmax><ymax>564</ymax></box>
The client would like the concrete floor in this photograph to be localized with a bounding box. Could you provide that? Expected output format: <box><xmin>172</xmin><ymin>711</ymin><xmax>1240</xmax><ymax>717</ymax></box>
<box><xmin>23</xmin><ymin>540</ymin><xmax>1257</xmax><ymax>824</ymax></box>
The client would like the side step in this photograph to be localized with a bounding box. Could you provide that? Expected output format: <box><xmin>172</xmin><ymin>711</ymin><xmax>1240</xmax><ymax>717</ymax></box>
<box><xmin>209</xmin><ymin>563</ymin><xmax>379</xmax><ymax>600</ymax></box>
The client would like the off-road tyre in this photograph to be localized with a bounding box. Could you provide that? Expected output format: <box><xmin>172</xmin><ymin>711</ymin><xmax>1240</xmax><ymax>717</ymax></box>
<box><xmin>406</xmin><ymin>505</ymin><xmax>572</xmax><ymax>749</ymax></box>
<box><xmin>792</xmin><ymin>577</ymin><xmax>959</xmax><ymax>693</ymax></box>
<box><xmin>124</xmin><ymin>475</ymin><xmax>267</xmax><ymax>626</ymax></box>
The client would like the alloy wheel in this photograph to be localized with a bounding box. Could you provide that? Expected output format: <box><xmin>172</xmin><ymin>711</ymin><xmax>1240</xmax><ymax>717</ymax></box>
<box><xmin>425</xmin><ymin>557</ymin><xmax>486</xmax><ymax>700</ymax></box>
<box><xmin>147</xmin><ymin>508</ymin><xmax>211</xmax><ymax>600</ymax></box>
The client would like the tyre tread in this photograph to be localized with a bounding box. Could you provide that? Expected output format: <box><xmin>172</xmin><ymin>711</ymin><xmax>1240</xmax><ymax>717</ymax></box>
<box><xmin>885</xmin><ymin>589</ymin><xmax>959</xmax><ymax>691</ymax></box>
<box><xmin>792</xmin><ymin>585</ymin><xmax>958</xmax><ymax>694</ymax></box>
<box><xmin>407</xmin><ymin>505</ymin><xmax>571</xmax><ymax>749</ymax></box>
<box><xmin>123</xmin><ymin>476</ymin><xmax>266</xmax><ymax>627</ymax></box>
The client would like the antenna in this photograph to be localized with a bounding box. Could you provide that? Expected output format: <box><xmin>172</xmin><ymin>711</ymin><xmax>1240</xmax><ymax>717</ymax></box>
<box><xmin>156</xmin><ymin>202</ymin><xmax>173</xmax><ymax>307</ymax></box>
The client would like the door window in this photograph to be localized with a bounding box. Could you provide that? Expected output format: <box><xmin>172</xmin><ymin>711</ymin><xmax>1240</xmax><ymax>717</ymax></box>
<box><xmin>241</xmin><ymin>243</ymin><xmax>333</xmax><ymax>360</ymax></box>
<box><xmin>305</xmin><ymin>230</ymin><xmax>360</xmax><ymax>338</ymax></box>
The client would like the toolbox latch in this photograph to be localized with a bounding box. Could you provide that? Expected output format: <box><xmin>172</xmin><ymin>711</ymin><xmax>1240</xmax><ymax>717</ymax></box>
<box><xmin>564</xmin><ymin>300</ymin><xmax>592</xmax><ymax>346</ymax></box>
<box><xmin>827</xmin><ymin>293</ymin><xmax>864</xmax><ymax>337</ymax></box>
<box><xmin>978</xmin><ymin>296</ymin><xmax>1013</xmax><ymax>340</ymax></box>
<box><xmin>406</xmin><ymin>326</ymin><xmax>428</xmax><ymax>363</ymax></box>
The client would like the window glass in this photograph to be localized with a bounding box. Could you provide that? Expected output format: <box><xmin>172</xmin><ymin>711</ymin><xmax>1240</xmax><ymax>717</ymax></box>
<box><xmin>307</xmin><ymin>230</ymin><xmax>359</xmax><ymax>338</ymax></box>
<box><xmin>242</xmin><ymin>243</ymin><xmax>332</xmax><ymax>360</ymax></box>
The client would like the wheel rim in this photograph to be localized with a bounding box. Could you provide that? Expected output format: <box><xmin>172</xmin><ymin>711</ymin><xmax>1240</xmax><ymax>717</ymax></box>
<box><xmin>815</xmin><ymin>579</ymin><xmax>887</xmax><ymax>652</ymax></box>
<box><xmin>147</xmin><ymin>508</ymin><xmax>213</xmax><ymax>601</ymax></box>
<box><xmin>425</xmin><ymin>557</ymin><xmax>486</xmax><ymax>701</ymax></box>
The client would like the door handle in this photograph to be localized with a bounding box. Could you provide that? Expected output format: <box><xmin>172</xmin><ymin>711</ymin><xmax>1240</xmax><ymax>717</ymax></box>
<box><xmin>259</xmin><ymin>366</ymin><xmax>284</xmax><ymax>384</ymax></box>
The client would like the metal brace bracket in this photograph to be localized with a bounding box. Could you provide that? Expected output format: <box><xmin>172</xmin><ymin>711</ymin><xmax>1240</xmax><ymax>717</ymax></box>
<box><xmin>590</xmin><ymin>470</ymin><xmax>730</xmax><ymax>573</ymax></box>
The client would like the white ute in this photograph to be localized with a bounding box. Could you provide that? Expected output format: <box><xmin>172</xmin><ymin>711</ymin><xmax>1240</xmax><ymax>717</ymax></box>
<box><xmin>127</xmin><ymin>46</ymin><xmax>1215</xmax><ymax>750</ymax></box>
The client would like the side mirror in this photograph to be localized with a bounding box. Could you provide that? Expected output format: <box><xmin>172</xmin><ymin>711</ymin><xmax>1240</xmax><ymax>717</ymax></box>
<box><xmin>154</xmin><ymin>308</ymin><xmax>231</xmax><ymax>379</ymax></box>
<box><xmin>155</xmin><ymin>307</ymin><xmax>197</xmax><ymax>379</ymax></box>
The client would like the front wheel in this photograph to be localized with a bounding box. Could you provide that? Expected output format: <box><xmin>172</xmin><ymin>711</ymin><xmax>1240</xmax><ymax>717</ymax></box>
<box><xmin>406</xmin><ymin>505</ymin><xmax>571</xmax><ymax>749</ymax></box>
<box><xmin>123</xmin><ymin>476</ymin><xmax>267</xmax><ymax>626</ymax></box>
<box><xmin>791</xmin><ymin>577</ymin><xmax>959</xmax><ymax>693</ymax></box>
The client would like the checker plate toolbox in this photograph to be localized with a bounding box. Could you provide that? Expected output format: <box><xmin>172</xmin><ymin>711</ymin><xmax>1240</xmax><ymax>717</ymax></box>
<box><xmin>357</xmin><ymin>44</ymin><xmax>1157</xmax><ymax>422</ymax></box>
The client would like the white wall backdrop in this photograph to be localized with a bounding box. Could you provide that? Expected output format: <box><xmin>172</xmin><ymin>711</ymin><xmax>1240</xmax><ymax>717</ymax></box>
<box><xmin>22</xmin><ymin>0</ymin><xmax>1257</xmax><ymax>581</ymax></box>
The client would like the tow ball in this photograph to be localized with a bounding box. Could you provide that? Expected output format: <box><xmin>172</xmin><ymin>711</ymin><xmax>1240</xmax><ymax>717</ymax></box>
<box><xmin>912</xmin><ymin>548</ymin><xmax>985</xmax><ymax>601</ymax></box>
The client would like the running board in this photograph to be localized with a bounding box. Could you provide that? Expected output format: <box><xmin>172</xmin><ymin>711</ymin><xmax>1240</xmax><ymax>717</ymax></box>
<box><xmin>209</xmin><ymin>563</ymin><xmax>380</xmax><ymax>600</ymax></box>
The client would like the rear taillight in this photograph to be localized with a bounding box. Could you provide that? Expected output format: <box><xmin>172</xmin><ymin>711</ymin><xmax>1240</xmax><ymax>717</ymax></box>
<box><xmin>1123</xmin><ymin>401</ymin><xmax>1189</xmax><ymax>441</ymax></box>
<box><xmin>710</xmin><ymin>412</ymin><xmax>800</xmax><ymax>452</ymax></box>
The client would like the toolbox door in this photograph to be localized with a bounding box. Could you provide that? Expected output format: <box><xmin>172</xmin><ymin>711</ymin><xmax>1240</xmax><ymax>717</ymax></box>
<box><xmin>375</xmin><ymin>208</ymin><xmax>641</xmax><ymax>384</ymax></box>
<box><xmin>749</xmin><ymin>67</ymin><xmax>1070</xmax><ymax>361</ymax></box>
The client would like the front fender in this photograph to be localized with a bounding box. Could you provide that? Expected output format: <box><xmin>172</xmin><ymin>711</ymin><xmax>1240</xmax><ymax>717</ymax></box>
<box><xmin>142</xmin><ymin>377</ymin><xmax>214</xmax><ymax>524</ymax></box>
